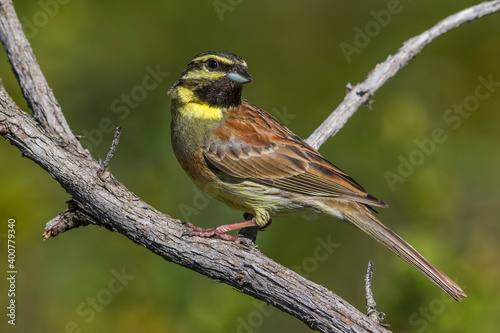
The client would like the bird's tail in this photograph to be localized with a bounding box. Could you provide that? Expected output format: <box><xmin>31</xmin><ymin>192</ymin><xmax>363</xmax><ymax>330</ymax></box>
<box><xmin>334</xmin><ymin>201</ymin><xmax>467</xmax><ymax>301</ymax></box>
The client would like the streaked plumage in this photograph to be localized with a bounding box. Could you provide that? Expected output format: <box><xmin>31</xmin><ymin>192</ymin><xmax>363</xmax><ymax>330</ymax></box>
<box><xmin>167</xmin><ymin>51</ymin><xmax>467</xmax><ymax>301</ymax></box>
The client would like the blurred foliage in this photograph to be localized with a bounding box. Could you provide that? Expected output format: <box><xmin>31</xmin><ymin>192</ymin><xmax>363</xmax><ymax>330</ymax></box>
<box><xmin>1</xmin><ymin>1</ymin><xmax>499</xmax><ymax>332</ymax></box>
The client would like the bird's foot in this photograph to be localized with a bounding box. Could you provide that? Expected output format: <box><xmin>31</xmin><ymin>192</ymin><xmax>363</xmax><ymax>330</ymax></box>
<box><xmin>185</xmin><ymin>222</ymin><xmax>240</xmax><ymax>241</ymax></box>
<box><xmin>184</xmin><ymin>220</ymin><xmax>257</xmax><ymax>244</ymax></box>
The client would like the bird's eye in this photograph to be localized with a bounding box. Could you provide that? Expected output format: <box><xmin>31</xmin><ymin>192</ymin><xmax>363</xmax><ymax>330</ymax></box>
<box><xmin>206</xmin><ymin>59</ymin><xmax>219</xmax><ymax>70</ymax></box>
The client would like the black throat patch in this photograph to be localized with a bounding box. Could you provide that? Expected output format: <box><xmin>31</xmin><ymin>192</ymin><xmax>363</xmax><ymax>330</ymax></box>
<box><xmin>193</xmin><ymin>77</ymin><xmax>242</xmax><ymax>109</ymax></box>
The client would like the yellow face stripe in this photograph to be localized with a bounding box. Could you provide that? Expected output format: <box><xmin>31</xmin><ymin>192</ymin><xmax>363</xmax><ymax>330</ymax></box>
<box><xmin>181</xmin><ymin>68</ymin><xmax>226</xmax><ymax>81</ymax></box>
<box><xmin>191</xmin><ymin>54</ymin><xmax>247</xmax><ymax>68</ymax></box>
<box><xmin>176</xmin><ymin>86</ymin><xmax>223</xmax><ymax>120</ymax></box>
<box><xmin>175</xmin><ymin>86</ymin><xmax>199</xmax><ymax>104</ymax></box>
<box><xmin>192</xmin><ymin>55</ymin><xmax>229</xmax><ymax>64</ymax></box>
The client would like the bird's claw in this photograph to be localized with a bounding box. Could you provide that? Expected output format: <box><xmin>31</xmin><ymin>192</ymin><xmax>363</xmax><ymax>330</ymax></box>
<box><xmin>184</xmin><ymin>222</ymin><xmax>254</xmax><ymax>245</ymax></box>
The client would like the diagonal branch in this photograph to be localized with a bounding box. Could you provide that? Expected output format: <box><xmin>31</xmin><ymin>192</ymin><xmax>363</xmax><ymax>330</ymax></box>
<box><xmin>0</xmin><ymin>85</ymin><xmax>388</xmax><ymax>333</ymax></box>
<box><xmin>1</xmin><ymin>1</ymin><xmax>498</xmax><ymax>332</ymax></box>
<box><xmin>0</xmin><ymin>0</ymin><xmax>75</xmax><ymax>140</ymax></box>
<box><xmin>305</xmin><ymin>0</ymin><xmax>500</xmax><ymax>149</ymax></box>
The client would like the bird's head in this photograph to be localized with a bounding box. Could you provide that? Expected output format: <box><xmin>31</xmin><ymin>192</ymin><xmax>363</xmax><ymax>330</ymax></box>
<box><xmin>167</xmin><ymin>51</ymin><xmax>252</xmax><ymax>109</ymax></box>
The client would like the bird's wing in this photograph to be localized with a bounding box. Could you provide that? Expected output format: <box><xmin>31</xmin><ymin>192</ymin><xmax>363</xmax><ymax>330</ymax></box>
<box><xmin>204</xmin><ymin>100</ymin><xmax>387</xmax><ymax>208</ymax></box>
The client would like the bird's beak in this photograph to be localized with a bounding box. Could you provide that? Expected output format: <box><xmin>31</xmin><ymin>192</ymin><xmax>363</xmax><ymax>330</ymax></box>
<box><xmin>226</xmin><ymin>65</ymin><xmax>253</xmax><ymax>84</ymax></box>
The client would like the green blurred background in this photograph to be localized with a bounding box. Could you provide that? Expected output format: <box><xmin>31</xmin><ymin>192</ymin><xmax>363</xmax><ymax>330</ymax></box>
<box><xmin>1</xmin><ymin>1</ymin><xmax>499</xmax><ymax>332</ymax></box>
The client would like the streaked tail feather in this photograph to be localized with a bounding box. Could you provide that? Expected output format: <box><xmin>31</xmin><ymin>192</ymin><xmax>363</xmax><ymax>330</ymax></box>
<box><xmin>338</xmin><ymin>201</ymin><xmax>467</xmax><ymax>301</ymax></box>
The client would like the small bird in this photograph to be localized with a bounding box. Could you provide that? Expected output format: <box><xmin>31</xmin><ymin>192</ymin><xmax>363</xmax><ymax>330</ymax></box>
<box><xmin>167</xmin><ymin>51</ymin><xmax>467</xmax><ymax>301</ymax></box>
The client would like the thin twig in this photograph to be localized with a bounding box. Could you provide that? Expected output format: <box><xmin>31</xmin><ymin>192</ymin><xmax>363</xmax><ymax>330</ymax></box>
<box><xmin>99</xmin><ymin>126</ymin><xmax>122</xmax><ymax>172</ymax></box>
<box><xmin>365</xmin><ymin>261</ymin><xmax>387</xmax><ymax>326</ymax></box>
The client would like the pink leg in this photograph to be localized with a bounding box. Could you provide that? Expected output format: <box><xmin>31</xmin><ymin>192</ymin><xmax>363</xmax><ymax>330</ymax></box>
<box><xmin>185</xmin><ymin>220</ymin><xmax>258</xmax><ymax>242</ymax></box>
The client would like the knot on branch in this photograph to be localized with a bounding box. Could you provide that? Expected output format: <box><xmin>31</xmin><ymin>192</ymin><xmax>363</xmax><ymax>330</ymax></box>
<box><xmin>43</xmin><ymin>200</ymin><xmax>95</xmax><ymax>240</ymax></box>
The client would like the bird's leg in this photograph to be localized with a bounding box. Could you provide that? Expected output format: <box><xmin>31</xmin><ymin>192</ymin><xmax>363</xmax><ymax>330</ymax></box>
<box><xmin>185</xmin><ymin>219</ymin><xmax>258</xmax><ymax>242</ymax></box>
<box><xmin>239</xmin><ymin>213</ymin><xmax>273</xmax><ymax>243</ymax></box>
<box><xmin>239</xmin><ymin>213</ymin><xmax>259</xmax><ymax>242</ymax></box>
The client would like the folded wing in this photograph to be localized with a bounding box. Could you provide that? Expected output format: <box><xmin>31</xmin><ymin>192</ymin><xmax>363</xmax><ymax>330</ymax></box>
<box><xmin>205</xmin><ymin>99</ymin><xmax>387</xmax><ymax>208</ymax></box>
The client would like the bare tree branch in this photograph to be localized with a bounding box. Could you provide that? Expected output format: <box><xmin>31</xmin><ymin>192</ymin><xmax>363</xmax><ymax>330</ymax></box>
<box><xmin>0</xmin><ymin>85</ymin><xmax>387</xmax><ymax>332</ymax></box>
<box><xmin>305</xmin><ymin>0</ymin><xmax>500</xmax><ymax>149</ymax></box>
<box><xmin>1</xmin><ymin>1</ymin><xmax>498</xmax><ymax>332</ymax></box>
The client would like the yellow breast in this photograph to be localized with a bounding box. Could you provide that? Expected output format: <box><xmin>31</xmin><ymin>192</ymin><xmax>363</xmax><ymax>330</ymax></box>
<box><xmin>176</xmin><ymin>86</ymin><xmax>223</xmax><ymax>120</ymax></box>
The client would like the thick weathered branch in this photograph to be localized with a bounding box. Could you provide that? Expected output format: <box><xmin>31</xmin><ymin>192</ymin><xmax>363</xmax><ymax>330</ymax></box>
<box><xmin>0</xmin><ymin>86</ymin><xmax>387</xmax><ymax>333</ymax></box>
<box><xmin>1</xmin><ymin>1</ymin><xmax>498</xmax><ymax>332</ymax></box>
<box><xmin>305</xmin><ymin>0</ymin><xmax>500</xmax><ymax>149</ymax></box>
<box><xmin>0</xmin><ymin>0</ymin><xmax>75</xmax><ymax>139</ymax></box>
